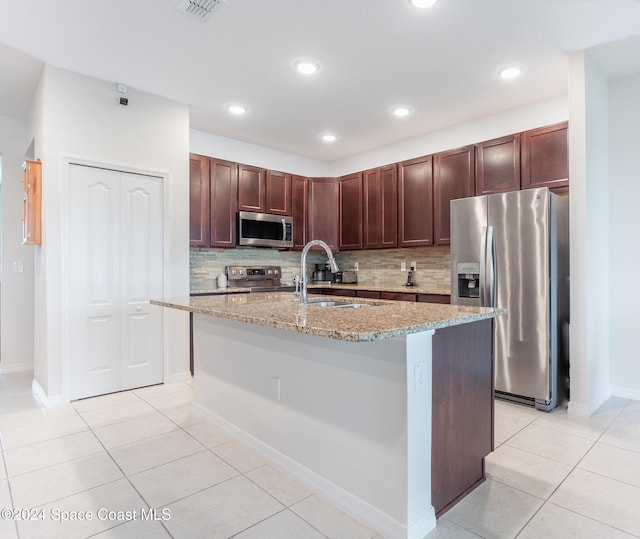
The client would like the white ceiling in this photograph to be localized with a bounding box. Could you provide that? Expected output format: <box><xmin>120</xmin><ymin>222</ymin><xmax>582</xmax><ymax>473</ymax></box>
<box><xmin>1</xmin><ymin>0</ymin><xmax>640</xmax><ymax>162</ymax></box>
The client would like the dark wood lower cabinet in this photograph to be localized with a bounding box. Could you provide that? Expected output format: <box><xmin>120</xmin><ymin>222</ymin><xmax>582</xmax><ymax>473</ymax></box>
<box><xmin>380</xmin><ymin>291</ymin><xmax>416</xmax><ymax>302</ymax></box>
<box><xmin>417</xmin><ymin>293</ymin><xmax>450</xmax><ymax>304</ymax></box>
<box><xmin>355</xmin><ymin>290</ymin><xmax>381</xmax><ymax>299</ymax></box>
<box><xmin>431</xmin><ymin>319</ymin><xmax>494</xmax><ymax>516</ymax></box>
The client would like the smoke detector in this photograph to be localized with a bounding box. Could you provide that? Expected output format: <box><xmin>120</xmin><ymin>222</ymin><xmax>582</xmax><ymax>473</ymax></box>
<box><xmin>176</xmin><ymin>0</ymin><xmax>226</xmax><ymax>21</ymax></box>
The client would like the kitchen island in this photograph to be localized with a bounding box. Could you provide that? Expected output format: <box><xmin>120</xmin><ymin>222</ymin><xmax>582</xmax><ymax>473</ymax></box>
<box><xmin>152</xmin><ymin>293</ymin><xmax>505</xmax><ymax>539</ymax></box>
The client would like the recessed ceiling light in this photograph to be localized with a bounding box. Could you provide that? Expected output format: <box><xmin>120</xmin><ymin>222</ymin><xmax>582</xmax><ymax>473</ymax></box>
<box><xmin>410</xmin><ymin>0</ymin><xmax>438</xmax><ymax>8</ymax></box>
<box><xmin>227</xmin><ymin>104</ymin><xmax>248</xmax><ymax>115</ymax></box>
<box><xmin>294</xmin><ymin>59</ymin><xmax>320</xmax><ymax>75</ymax></box>
<box><xmin>498</xmin><ymin>66</ymin><xmax>522</xmax><ymax>80</ymax></box>
<box><xmin>392</xmin><ymin>106</ymin><xmax>411</xmax><ymax>118</ymax></box>
<box><xmin>320</xmin><ymin>133</ymin><xmax>337</xmax><ymax>143</ymax></box>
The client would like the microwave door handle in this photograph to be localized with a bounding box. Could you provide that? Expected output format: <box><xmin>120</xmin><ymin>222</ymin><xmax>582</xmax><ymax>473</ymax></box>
<box><xmin>281</xmin><ymin>218</ymin><xmax>286</xmax><ymax>242</ymax></box>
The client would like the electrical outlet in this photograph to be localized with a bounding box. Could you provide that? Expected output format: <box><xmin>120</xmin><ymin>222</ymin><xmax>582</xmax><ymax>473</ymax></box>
<box><xmin>414</xmin><ymin>361</ymin><xmax>427</xmax><ymax>393</ymax></box>
<box><xmin>410</xmin><ymin>261</ymin><xmax>417</xmax><ymax>271</ymax></box>
<box><xmin>271</xmin><ymin>377</ymin><xmax>281</xmax><ymax>401</ymax></box>
<box><xmin>401</xmin><ymin>261</ymin><xmax>406</xmax><ymax>271</ymax></box>
<box><xmin>354</xmin><ymin>262</ymin><xmax>359</xmax><ymax>271</ymax></box>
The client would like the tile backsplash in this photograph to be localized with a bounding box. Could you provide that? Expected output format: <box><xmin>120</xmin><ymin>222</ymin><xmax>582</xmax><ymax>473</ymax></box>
<box><xmin>190</xmin><ymin>246</ymin><xmax>450</xmax><ymax>291</ymax></box>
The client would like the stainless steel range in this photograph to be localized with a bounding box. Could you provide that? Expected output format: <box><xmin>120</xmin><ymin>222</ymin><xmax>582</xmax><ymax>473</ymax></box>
<box><xmin>226</xmin><ymin>265</ymin><xmax>294</xmax><ymax>292</ymax></box>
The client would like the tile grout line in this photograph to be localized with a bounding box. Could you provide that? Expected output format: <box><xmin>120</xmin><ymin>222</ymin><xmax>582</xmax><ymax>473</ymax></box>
<box><xmin>512</xmin><ymin>399</ymin><xmax>635</xmax><ymax>538</ymax></box>
<box><xmin>76</xmin><ymin>403</ymin><xmax>179</xmax><ymax>539</ymax></box>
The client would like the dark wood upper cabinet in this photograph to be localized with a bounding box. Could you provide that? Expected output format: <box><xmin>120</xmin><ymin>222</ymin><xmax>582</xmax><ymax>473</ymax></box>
<box><xmin>308</xmin><ymin>177</ymin><xmax>339</xmax><ymax>251</ymax></box>
<box><xmin>189</xmin><ymin>154</ymin><xmax>209</xmax><ymax>247</ymax></box>
<box><xmin>237</xmin><ymin>164</ymin><xmax>265</xmax><ymax>212</ymax></box>
<box><xmin>265</xmin><ymin>170</ymin><xmax>292</xmax><ymax>215</ymax></box>
<box><xmin>339</xmin><ymin>172</ymin><xmax>363</xmax><ymax>250</ymax></box>
<box><xmin>291</xmin><ymin>175</ymin><xmax>308</xmax><ymax>251</ymax></box>
<box><xmin>210</xmin><ymin>158</ymin><xmax>238</xmax><ymax>248</ymax></box>
<box><xmin>522</xmin><ymin>122</ymin><xmax>568</xmax><ymax>190</ymax></box>
<box><xmin>398</xmin><ymin>155</ymin><xmax>433</xmax><ymax>247</ymax></box>
<box><xmin>434</xmin><ymin>145</ymin><xmax>475</xmax><ymax>245</ymax></box>
<box><xmin>364</xmin><ymin>165</ymin><xmax>398</xmax><ymax>249</ymax></box>
<box><xmin>475</xmin><ymin>134</ymin><xmax>521</xmax><ymax>195</ymax></box>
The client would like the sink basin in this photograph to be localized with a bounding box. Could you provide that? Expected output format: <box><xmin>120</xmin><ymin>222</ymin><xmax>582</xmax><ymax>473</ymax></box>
<box><xmin>307</xmin><ymin>300</ymin><xmax>371</xmax><ymax>309</ymax></box>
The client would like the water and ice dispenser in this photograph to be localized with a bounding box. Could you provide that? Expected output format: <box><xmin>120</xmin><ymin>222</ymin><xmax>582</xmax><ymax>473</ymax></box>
<box><xmin>456</xmin><ymin>262</ymin><xmax>480</xmax><ymax>299</ymax></box>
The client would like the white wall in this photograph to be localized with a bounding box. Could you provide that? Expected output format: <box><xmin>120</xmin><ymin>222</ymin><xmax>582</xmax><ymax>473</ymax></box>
<box><xmin>190</xmin><ymin>130</ymin><xmax>329</xmax><ymax>178</ymax></box>
<box><xmin>190</xmin><ymin>96</ymin><xmax>568</xmax><ymax>179</ymax></box>
<box><xmin>28</xmin><ymin>65</ymin><xmax>190</xmax><ymax>402</ymax></box>
<box><xmin>0</xmin><ymin>115</ymin><xmax>34</xmax><ymax>373</ymax></box>
<box><xmin>329</xmin><ymin>96</ymin><xmax>568</xmax><ymax>177</ymax></box>
<box><xmin>609</xmin><ymin>71</ymin><xmax>640</xmax><ymax>398</ymax></box>
<box><xmin>568</xmin><ymin>51</ymin><xmax>611</xmax><ymax>415</ymax></box>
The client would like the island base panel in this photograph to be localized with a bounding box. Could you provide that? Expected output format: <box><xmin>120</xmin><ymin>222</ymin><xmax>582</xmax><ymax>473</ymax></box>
<box><xmin>431</xmin><ymin>318</ymin><xmax>494</xmax><ymax>516</ymax></box>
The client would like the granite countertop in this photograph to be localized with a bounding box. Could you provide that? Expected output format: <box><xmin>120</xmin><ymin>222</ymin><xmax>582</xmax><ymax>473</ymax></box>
<box><xmin>152</xmin><ymin>292</ymin><xmax>504</xmax><ymax>342</ymax></box>
<box><xmin>190</xmin><ymin>283</ymin><xmax>451</xmax><ymax>296</ymax></box>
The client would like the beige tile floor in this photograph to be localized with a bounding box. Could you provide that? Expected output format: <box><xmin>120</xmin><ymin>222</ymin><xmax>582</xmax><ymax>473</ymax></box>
<box><xmin>0</xmin><ymin>371</ymin><xmax>638</xmax><ymax>539</ymax></box>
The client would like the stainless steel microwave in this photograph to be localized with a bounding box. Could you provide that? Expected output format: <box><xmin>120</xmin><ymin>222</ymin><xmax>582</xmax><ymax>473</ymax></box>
<box><xmin>237</xmin><ymin>211</ymin><xmax>293</xmax><ymax>248</ymax></box>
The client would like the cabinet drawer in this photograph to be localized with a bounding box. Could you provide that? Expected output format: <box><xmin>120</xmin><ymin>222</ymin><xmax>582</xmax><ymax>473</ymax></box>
<box><xmin>356</xmin><ymin>290</ymin><xmax>381</xmax><ymax>299</ymax></box>
<box><xmin>417</xmin><ymin>294</ymin><xmax>450</xmax><ymax>304</ymax></box>
<box><xmin>380</xmin><ymin>292</ymin><xmax>416</xmax><ymax>302</ymax></box>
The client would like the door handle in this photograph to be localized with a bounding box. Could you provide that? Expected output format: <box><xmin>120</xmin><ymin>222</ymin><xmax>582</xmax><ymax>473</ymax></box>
<box><xmin>486</xmin><ymin>226</ymin><xmax>497</xmax><ymax>308</ymax></box>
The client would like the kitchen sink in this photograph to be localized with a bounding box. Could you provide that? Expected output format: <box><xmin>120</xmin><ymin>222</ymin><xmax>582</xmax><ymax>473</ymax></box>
<box><xmin>307</xmin><ymin>300</ymin><xmax>371</xmax><ymax>309</ymax></box>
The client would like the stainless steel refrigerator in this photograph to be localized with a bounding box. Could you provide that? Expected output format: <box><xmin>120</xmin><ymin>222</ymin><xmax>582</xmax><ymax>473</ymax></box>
<box><xmin>450</xmin><ymin>187</ymin><xmax>569</xmax><ymax>411</ymax></box>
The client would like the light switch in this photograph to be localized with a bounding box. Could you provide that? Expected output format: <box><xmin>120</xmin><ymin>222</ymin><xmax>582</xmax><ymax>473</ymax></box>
<box><xmin>13</xmin><ymin>262</ymin><xmax>24</xmax><ymax>273</ymax></box>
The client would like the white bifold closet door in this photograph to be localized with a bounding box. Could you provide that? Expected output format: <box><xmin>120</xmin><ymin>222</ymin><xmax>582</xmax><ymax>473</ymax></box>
<box><xmin>69</xmin><ymin>164</ymin><xmax>163</xmax><ymax>400</ymax></box>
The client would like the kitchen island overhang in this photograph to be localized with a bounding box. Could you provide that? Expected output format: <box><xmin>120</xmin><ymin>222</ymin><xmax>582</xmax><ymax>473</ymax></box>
<box><xmin>152</xmin><ymin>293</ymin><xmax>505</xmax><ymax>539</ymax></box>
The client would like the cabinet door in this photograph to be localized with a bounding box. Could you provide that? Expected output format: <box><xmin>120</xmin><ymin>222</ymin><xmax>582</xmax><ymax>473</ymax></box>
<box><xmin>363</xmin><ymin>168</ymin><xmax>380</xmax><ymax>249</ymax></box>
<box><xmin>308</xmin><ymin>177</ymin><xmax>339</xmax><ymax>251</ymax></box>
<box><xmin>237</xmin><ymin>164</ymin><xmax>265</xmax><ymax>212</ymax></box>
<box><xmin>22</xmin><ymin>159</ymin><xmax>42</xmax><ymax>245</ymax></box>
<box><xmin>339</xmin><ymin>172</ymin><xmax>363</xmax><ymax>250</ymax></box>
<box><xmin>189</xmin><ymin>154</ymin><xmax>210</xmax><ymax>246</ymax></box>
<box><xmin>292</xmin><ymin>175</ymin><xmax>308</xmax><ymax>251</ymax></box>
<box><xmin>363</xmin><ymin>165</ymin><xmax>398</xmax><ymax>249</ymax></box>
<box><xmin>434</xmin><ymin>146</ymin><xmax>475</xmax><ymax>245</ymax></box>
<box><xmin>210</xmin><ymin>158</ymin><xmax>238</xmax><ymax>248</ymax></box>
<box><xmin>266</xmin><ymin>170</ymin><xmax>291</xmax><ymax>215</ymax></box>
<box><xmin>522</xmin><ymin>122</ymin><xmax>568</xmax><ymax>190</ymax></box>
<box><xmin>476</xmin><ymin>134</ymin><xmax>521</xmax><ymax>195</ymax></box>
<box><xmin>398</xmin><ymin>155</ymin><xmax>433</xmax><ymax>247</ymax></box>
<box><xmin>380</xmin><ymin>165</ymin><xmax>398</xmax><ymax>248</ymax></box>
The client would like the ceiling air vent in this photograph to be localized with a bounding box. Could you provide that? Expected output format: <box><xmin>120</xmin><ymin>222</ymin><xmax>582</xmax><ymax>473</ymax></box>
<box><xmin>176</xmin><ymin>0</ymin><xmax>226</xmax><ymax>21</ymax></box>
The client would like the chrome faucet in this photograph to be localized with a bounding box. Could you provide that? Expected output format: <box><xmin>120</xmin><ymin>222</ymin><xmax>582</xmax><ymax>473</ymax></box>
<box><xmin>300</xmin><ymin>239</ymin><xmax>339</xmax><ymax>303</ymax></box>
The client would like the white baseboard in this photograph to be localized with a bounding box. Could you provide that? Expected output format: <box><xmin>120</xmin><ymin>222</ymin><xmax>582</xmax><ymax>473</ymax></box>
<box><xmin>166</xmin><ymin>370</ymin><xmax>192</xmax><ymax>384</ymax></box>
<box><xmin>0</xmin><ymin>361</ymin><xmax>34</xmax><ymax>374</ymax></box>
<box><xmin>192</xmin><ymin>402</ymin><xmax>436</xmax><ymax>539</ymax></box>
<box><xmin>31</xmin><ymin>379</ymin><xmax>68</xmax><ymax>408</ymax></box>
<box><xmin>611</xmin><ymin>386</ymin><xmax>640</xmax><ymax>401</ymax></box>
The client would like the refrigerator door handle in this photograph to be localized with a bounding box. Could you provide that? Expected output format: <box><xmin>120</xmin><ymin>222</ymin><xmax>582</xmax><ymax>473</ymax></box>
<box><xmin>480</xmin><ymin>226</ymin><xmax>488</xmax><ymax>307</ymax></box>
<box><xmin>487</xmin><ymin>225</ymin><xmax>497</xmax><ymax>308</ymax></box>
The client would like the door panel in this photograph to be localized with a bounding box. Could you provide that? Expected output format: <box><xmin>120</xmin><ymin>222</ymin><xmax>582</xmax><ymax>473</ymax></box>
<box><xmin>69</xmin><ymin>164</ymin><xmax>163</xmax><ymax>400</ymax></box>
<box><xmin>450</xmin><ymin>195</ymin><xmax>487</xmax><ymax>306</ymax></box>
<box><xmin>70</xmin><ymin>167</ymin><xmax>121</xmax><ymax>399</ymax></box>
<box><xmin>120</xmin><ymin>174</ymin><xmax>163</xmax><ymax>390</ymax></box>
<box><xmin>489</xmin><ymin>189</ymin><xmax>550</xmax><ymax>401</ymax></box>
